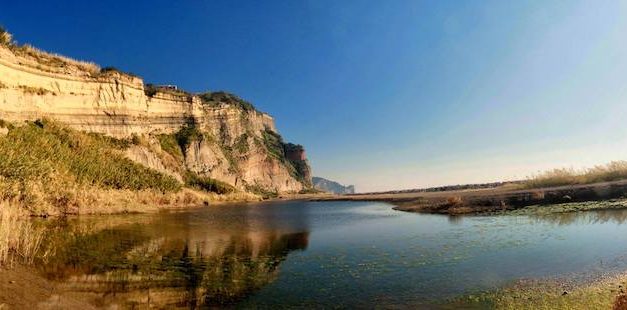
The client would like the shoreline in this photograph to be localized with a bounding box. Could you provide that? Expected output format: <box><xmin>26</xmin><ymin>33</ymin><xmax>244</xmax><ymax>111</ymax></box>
<box><xmin>448</xmin><ymin>269</ymin><xmax>627</xmax><ymax>309</ymax></box>
<box><xmin>313</xmin><ymin>179</ymin><xmax>627</xmax><ymax>215</ymax></box>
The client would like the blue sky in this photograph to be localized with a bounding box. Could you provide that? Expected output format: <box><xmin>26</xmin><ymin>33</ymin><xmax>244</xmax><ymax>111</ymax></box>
<box><xmin>2</xmin><ymin>1</ymin><xmax>627</xmax><ymax>192</ymax></box>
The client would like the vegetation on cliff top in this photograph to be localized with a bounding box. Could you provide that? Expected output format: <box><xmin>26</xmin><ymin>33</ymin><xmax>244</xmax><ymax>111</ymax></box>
<box><xmin>0</xmin><ymin>26</ymin><xmax>139</xmax><ymax>78</ymax></box>
<box><xmin>198</xmin><ymin>91</ymin><xmax>258</xmax><ymax>112</ymax></box>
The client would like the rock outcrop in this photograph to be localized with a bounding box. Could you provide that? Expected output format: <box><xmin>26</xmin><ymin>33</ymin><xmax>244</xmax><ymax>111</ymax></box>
<box><xmin>0</xmin><ymin>42</ymin><xmax>311</xmax><ymax>193</ymax></box>
<box><xmin>312</xmin><ymin>177</ymin><xmax>355</xmax><ymax>195</ymax></box>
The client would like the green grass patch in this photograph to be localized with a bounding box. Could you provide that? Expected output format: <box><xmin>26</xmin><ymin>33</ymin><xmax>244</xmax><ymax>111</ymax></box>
<box><xmin>0</xmin><ymin>119</ymin><xmax>181</xmax><ymax>192</ymax></box>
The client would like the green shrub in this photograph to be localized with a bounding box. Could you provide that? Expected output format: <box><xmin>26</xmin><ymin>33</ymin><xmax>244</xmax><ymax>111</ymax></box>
<box><xmin>157</xmin><ymin>134</ymin><xmax>184</xmax><ymax>161</ymax></box>
<box><xmin>234</xmin><ymin>133</ymin><xmax>250</xmax><ymax>153</ymax></box>
<box><xmin>198</xmin><ymin>91</ymin><xmax>257</xmax><ymax>112</ymax></box>
<box><xmin>175</xmin><ymin>122</ymin><xmax>203</xmax><ymax>153</ymax></box>
<box><xmin>144</xmin><ymin>84</ymin><xmax>158</xmax><ymax>97</ymax></box>
<box><xmin>185</xmin><ymin>173</ymin><xmax>235</xmax><ymax>194</ymax></box>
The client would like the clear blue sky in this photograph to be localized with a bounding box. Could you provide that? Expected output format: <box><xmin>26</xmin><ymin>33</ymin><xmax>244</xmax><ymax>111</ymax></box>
<box><xmin>2</xmin><ymin>1</ymin><xmax>627</xmax><ymax>192</ymax></box>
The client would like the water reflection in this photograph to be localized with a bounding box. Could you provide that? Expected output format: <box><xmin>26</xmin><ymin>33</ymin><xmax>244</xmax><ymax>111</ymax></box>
<box><xmin>35</xmin><ymin>204</ymin><xmax>310</xmax><ymax>308</ymax></box>
<box><xmin>25</xmin><ymin>201</ymin><xmax>627</xmax><ymax>308</ymax></box>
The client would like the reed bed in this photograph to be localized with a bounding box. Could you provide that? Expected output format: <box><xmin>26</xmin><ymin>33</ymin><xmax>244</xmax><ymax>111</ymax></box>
<box><xmin>0</xmin><ymin>202</ymin><xmax>45</xmax><ymax>266</ymax></box>
<box><xmin>525</xmin><ymin>161</ymin><xmax>627</xmax><ymax>189</ymax></box>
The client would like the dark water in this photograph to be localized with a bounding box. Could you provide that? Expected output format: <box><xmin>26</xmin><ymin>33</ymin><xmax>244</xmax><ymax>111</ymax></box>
<box><xmin>32</xmin><ymin>201</ymin><xmax>627</xmax><ymax>308</ymax></box>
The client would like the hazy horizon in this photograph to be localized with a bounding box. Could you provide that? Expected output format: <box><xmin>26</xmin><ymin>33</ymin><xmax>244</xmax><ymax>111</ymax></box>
<box><xmin>2</xmin><ymin>0</ymin><xmax>627</xmax><ymax>192</ymax></box>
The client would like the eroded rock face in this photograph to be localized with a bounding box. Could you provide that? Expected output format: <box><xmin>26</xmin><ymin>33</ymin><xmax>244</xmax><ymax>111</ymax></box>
<box><xmin>0</xmin><ymin>45</ymin><xmax>312</xmax><ymax>193</ymax></box>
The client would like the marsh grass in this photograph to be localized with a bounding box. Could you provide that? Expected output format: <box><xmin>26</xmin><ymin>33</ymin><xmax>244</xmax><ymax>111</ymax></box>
<box><xmin>525</xmin><ymin>161</ymin><xmax>627</xmax><ymax>189</ymax></box>
<box><xmin>0</xmin><ymin>202</ymin><xmax>46</xmax><ymax>266</ymax></box>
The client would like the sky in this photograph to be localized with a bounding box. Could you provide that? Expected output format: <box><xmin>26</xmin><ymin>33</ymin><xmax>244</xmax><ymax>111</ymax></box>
<box><xmin>2</xmin><ymin>0</ymin><xmax>627</xmax><ymax>192</ymax></box>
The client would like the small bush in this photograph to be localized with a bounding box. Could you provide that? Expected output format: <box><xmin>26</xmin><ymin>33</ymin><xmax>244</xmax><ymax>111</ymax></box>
<box><xmin>144</xmin><ymin>83</ymin><xmax>158</xmax><ymax>97</ymax></box>
<box><xmin>158</xmin><ymin>134</ymin><xmax>184</xmax><ymax>161</ymax></box>
<box><xmin>97</xmin><ymin>66</ymin><xmax>138</xmax><ymax>78</ymax></box>
<box><xmin>175</xmin><ymin>122</ymin><xmax>203</xmax><ymax>153</ymax></box>
<box><xmin>0</xmin><ymin>26</ymin><xmax>13</xmax><ymax>46</ymax></box>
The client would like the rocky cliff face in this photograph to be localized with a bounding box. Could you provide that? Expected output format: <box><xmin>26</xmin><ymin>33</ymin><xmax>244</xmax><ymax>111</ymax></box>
<box><xmin>0</xmin><ymin>43</ymin><xmax>311</xmax><ymax>193</ymax></box>
<box><xmin>312</xmin><ymin>177</ymin><xmax>355</xmax><ymax>195</ymax></box>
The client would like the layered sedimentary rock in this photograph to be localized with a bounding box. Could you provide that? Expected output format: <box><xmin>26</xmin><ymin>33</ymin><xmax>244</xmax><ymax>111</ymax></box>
<box><xmin>0</xmin><ymin>44</ymin><xmax>311</xmax><ymax>192</ymax></box>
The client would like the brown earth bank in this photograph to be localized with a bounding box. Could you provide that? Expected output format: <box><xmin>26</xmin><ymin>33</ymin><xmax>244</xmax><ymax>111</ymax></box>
<box><xmin>0</xmin><ymin>265</ymin><xmax>96</xmax><ymax>309</ymax></box>
<box><xmin>313</xmin><ymin>179</ymin><xmax>627</xmax><ymax>214</ymax></box>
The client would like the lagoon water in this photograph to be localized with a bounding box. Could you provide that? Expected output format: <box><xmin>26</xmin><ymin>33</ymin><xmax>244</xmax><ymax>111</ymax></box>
<box><xmin>33</xmin><ymin>201</ymin><xmax>627</xmax><ymax>308</ymax></box>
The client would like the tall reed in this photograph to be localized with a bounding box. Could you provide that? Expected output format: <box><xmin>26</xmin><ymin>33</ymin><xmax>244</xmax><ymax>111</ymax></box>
<box><xmin>525</xmin><ymin>161</ymin><xmax>627</xmax><ymax>188</ymax></box>
<box><xmin>0</xmin><ymin>202</ymin><xmax>45</xmax><ymax>266</ymax></box>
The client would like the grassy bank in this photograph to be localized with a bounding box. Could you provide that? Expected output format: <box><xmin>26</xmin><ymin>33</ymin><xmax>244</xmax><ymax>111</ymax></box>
<box><xmin>0</xmin><ymin>119</ymin><xmax>180</xmax><ymax>215</ymax></box>
<box><xmin>0</xmin><ymin>119</ymin><xmax>257</xmax><ymax>216</ymax></box>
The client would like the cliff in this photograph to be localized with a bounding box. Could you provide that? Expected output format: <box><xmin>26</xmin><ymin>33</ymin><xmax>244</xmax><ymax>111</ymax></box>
<box><xmin>312</xmin><ymin>177</ymin><xmax>355</xmax><ymax>195</ymax></box>
<box><xmin>0</xmin><ymin>36</ymin><xmax>311</xmax><ymax>194</ymax></box>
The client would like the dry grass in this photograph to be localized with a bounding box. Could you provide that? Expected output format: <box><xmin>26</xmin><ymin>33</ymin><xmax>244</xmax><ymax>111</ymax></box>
<box><xmin>0</xmin><ymin>202</ymin><xmax>46</xmax><ymax>267</ymax></box>
<box><xmin>0</xmin><ymin>26</ymin><xmax>12</xmax><ymax>46</ymax></box>
<box><xmin>525</xmin><ymin>161</ymin><xmax>627</xmax><ymax>189</ymax></box>
<box><xmin>10</xmin><ymin>44</ymin><xmax>100</xmax><ymax>75</ymax></box>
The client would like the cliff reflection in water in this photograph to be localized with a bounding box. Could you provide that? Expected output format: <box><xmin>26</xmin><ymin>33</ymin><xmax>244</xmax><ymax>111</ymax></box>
<box><xmin>35</xmin><ymin>204</ymin><xmax>310</xmax><ymax>308</ymax></box>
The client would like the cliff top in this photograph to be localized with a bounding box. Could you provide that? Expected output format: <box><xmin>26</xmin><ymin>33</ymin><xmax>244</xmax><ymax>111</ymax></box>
<box><xmin>0</xmin><ymin>26</ymin><xmax>265</xmax><ymax>114</ymax></box>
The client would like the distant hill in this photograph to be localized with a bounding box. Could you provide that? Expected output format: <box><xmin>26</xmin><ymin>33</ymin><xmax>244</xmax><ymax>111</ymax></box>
<box><xmin>313</xmin><ymin>177</ymin><xmax>355</xmax><ymax>195</ymax></box>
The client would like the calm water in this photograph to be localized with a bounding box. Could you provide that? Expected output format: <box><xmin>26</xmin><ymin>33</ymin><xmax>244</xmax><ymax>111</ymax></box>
<box><xmin>31</xmin><ymin>201</ymin><xmax>627</xmax><ymax>308</ymax></box>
